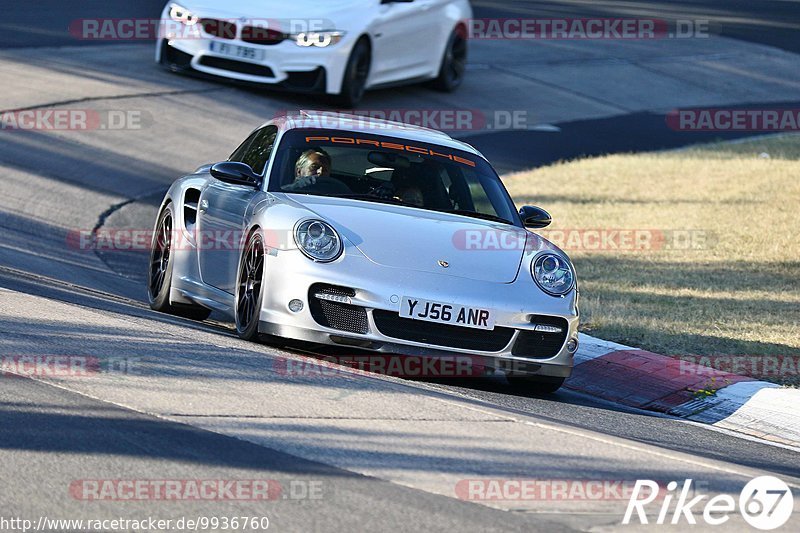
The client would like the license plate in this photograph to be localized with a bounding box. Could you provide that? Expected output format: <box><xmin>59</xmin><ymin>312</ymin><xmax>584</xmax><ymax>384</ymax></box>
<box><xmin>209</xmin><ymin>41</ymin><xmax>264</xmax><ymax>62</ymax></box>
<box><xmin>399</xmin><ymin>297</ymin><xmax>495</xmax><ymax>331</ymax></box>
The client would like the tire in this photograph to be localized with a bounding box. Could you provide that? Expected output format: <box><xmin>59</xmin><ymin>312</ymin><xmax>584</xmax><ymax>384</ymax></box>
<box><xmin>235</xmin><ymin>229</ymin><xmax>266</xmax><ymax>341</ymax></box>
<box><xmin>431</xmin><ymin>28</ymin><xmax>467</xmax><ymax>92</ymax></box>
<box><xmin>147</xmin><ymin>203</ymin><xmax>211</xmax><ymax>321</ymax></box>
<box><xmin>506</xmin><ymin>375</ymin><xmax>565</xmax><ymax>394</ymax></box>
<box><xmin>334</xmin><ymin>39</ymin><xmax>371</xmax><ymax>108</ymax></box>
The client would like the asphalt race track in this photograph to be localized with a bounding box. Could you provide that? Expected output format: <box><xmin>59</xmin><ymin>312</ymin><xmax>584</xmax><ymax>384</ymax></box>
<box><xmin>1</xmin><ymin>1</ymin><xmax>799</xmax><ymax>531</ymax></box>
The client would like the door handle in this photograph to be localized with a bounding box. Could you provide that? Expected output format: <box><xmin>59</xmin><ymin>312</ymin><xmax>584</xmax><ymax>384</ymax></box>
<box><xmin>199</xmin><ymin>199</ymin><xmax>209</xmax><ymax>213</ymax></box>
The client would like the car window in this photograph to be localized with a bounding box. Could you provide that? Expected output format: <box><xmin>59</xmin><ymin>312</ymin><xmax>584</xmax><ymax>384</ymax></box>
<box><xmin>268</xmin><ymin>129</ymin><xmax>521</xmax><ymax>226</ymax></box>
<box><xmin>228</xmin><ymin>125</ymin><xmax>278</xmax><ymax>175</ymax></box>
<box><xmin>228</xmin><ymin>130</ymin><xmax>258</xmax><ymax>164</ymax></box>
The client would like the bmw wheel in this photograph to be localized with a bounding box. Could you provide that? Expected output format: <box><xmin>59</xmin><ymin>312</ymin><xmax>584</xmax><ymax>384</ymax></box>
<box><xmin>431</xmin><ymin>28</ymin><xmax>467</xmax><ymax>92</ymax></box>
<box><xmin>335</xmin><ymin>38</ymin><xmax>371</xmax><ymax>108</ymax></box>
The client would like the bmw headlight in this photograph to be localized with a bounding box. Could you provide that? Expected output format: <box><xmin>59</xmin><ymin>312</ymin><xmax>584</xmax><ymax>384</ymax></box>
<box><xmin>169</xmin><ymin>3</ymin><xmax>198</xmax><ymax>25</ymax></box>
<box><xmin>294</xmin><ymin>220</ymin><xmax>343</xmax><ymax>262</ymax></box>
<box><xmin>294</xmin><ymin>31</ymin><xmax>346</xmax><ymax>47</ymax></box>
<box><xmin>532</xmin><ymin>253</ymin><xmax>575</xmax><ymax>296</ymax></box>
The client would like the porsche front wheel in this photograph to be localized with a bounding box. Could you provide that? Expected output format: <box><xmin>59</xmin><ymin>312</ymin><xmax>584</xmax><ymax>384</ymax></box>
<box><xmin>235</xmin><ymin>230</ymin><xmax>265</xmax><ymax>340</ymax></box>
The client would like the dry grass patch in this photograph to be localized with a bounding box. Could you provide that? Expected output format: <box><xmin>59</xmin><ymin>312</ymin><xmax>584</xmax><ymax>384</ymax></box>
<box><xmin>504</xmin><ymin>134</ymin><xmax>800</xmax><ymax>385</ymax></box>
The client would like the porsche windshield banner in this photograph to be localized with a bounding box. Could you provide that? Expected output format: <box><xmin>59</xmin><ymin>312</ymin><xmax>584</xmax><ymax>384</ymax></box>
<box><xmin>303</xmin><ymin>135</ymin><xmax>477</xmax><ymax>167</ymax></box>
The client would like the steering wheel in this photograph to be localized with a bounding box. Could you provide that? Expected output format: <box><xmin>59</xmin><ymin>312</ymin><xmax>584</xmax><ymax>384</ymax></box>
<box><xmin>312</xmin><ymin>176</ymin><xmax>353</xmax><ymax>195</ymax></box>
<box><xmin>368</xmin><ymin>182</ymin><xmax>396</xmax><ymax>199</ymax></box>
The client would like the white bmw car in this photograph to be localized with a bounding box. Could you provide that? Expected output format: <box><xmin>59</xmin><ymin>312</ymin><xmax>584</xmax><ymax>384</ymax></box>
<box><xmin>148</xmin><ymin>111</ymin><xmax>580</xmax><ymax>393</ymax></box>
<box><xmin>156</xmin><ymin>0</ymin><xmax>471</xmax><ymax>106</ymax></box>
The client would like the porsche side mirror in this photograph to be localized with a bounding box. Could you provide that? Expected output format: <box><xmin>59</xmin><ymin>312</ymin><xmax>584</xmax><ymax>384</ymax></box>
<box><xmin>519</xmin><ymin>206</ymin><xmax>551</xmax><ymax>229</ymax></box>
<box><xmin>210</xmin><ymin>162</ymin><xmax>261</xmax><ymax>188</ymax></box>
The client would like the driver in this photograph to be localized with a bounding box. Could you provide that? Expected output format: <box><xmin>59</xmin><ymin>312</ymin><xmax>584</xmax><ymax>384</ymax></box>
<box><xmin>285</xmin><ymin>148</ymin><xmax>331</xmax><ymax>190</ymax></box>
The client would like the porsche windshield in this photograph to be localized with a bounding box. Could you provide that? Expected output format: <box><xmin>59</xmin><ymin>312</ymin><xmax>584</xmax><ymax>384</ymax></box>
<box><xmin>267</xmin><ymin>129</ymin><xmax>521</xmax><ymax>226</ymax></box>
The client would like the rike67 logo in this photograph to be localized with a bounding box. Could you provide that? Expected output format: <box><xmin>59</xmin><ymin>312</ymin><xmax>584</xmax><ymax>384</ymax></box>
<box><xmin>623</xmin><ymin>476</ymin><xmax>794</xmax><ymax>530</ymax></box>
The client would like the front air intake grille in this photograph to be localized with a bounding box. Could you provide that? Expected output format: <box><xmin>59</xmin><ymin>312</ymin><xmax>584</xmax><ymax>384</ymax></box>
<box><xmin>200</xmin><ymin>19</ymin><xmax>236</xmax><ymax>39</ymax></box>
<box><xmin>372</xmin><ymin>310</ymin><xmax>514</xmax><ymax>352</ymax></box>
<box><xmin>198</xmin><ymin>56</ymin><xmax>275</xmax><ymax>77</ymax></box>
<box><xmin>242</xmin><ymin>26</ymin><xmax>285</xmax><ymax>45</ymax></box>
<box><xmin>162</xmin><ymin>42</ymin><xmax>193</xmax><ymax>69</ymax></box>
<box><xmin>512</xmin><ymin>315</ymin><xmax>569</xmax><ymax>359</ymax></box>
<box><xmin>284</xmin><ymin>67</ymin><xmax>327</xmax><ymax>91</ymax></box>
<box><xmin>309</xmin><ymin>284</ymin><xmax>368</xmax><ymax>335</ymax></box>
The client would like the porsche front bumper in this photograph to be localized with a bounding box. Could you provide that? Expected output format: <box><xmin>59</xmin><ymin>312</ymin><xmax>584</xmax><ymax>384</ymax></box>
<box><xmin>257</xmin><ymin>247</ymin><xmax>579</xmax><ymax>378</ymax></box>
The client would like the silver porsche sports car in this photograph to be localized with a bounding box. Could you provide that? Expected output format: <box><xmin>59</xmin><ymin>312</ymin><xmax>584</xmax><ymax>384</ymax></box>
<box><xmin>148</xmin><ymin>111</ymin><xmax>579</xmax><ymax>392</ymax></box>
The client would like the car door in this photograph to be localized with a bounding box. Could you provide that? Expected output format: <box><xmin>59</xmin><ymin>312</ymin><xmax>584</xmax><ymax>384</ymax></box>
<box><xmin>197</xmin><ymin>125</ymin><xmax>277</xmax><ymax>293</ymax></box>
<box><xmin>369</xmin><ymin>0</ymin><xmax>443</xmax><ymax>85</ymax></box>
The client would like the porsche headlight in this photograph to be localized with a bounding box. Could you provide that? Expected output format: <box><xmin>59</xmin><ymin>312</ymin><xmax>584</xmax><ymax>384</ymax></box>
<box><xmin>294</xmin><ymin>31</ymin><xmax>345</xmax><ymax>47</ymax></box>
<box><xmin>294</xmin><ymin>220</ymin><xmax>342</xmax><ymax>262</ymax></box>
<box><xmin>169</xmin><ymin>3</ymin><xmax>198</xmax><ymax>25</ymax></box>
<box><xmin>532</xmin><ymin>253</ymin><xmax>575</xmax><ymax>296</ymax></box>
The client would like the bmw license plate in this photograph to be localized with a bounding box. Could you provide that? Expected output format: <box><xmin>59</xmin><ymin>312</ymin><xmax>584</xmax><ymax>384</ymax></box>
<box><xmin>400</xmin><ymin>297</ymin><xmax>495</xmax><ymax>331</ymax></box>
<box><xmin>209</xmin><ymin>41</ymin><xmax>264</xmax><ymax>62</ymax></box>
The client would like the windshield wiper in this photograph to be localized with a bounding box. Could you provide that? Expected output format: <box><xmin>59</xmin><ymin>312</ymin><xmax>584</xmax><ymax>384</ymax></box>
<box><xmin>333</xmin><ymin>196</ymin><xmax>514</xmax><ymax>224</ymax></box>
<box><xmin>441</xmin><ymin>209</ymin><xmax>514</xmax><ymax>225</ymax></box>
<box><xmin>334</xmin><ymin>193</ymin><xmax>407</xmax><ymax>206</ymax></box>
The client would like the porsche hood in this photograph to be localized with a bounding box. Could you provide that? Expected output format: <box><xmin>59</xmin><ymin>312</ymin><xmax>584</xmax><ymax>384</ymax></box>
<box><xmin>293</xmin><ymin>195</ymin><xmax>531</xmax><ymax>283</ymax></box>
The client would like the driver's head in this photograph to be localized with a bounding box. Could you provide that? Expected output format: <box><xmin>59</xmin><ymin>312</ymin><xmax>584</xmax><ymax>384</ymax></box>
<box><xmin>295</xmin><ymin>148</ymin><xmax>331</xmax><ymax>179</ymax></box>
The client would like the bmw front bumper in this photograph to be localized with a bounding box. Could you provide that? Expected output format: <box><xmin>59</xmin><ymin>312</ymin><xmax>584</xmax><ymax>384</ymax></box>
<box><xmin>156</xmin><ymin>29</ymin><xmax>353</xmax><ymax>95</ymax></box>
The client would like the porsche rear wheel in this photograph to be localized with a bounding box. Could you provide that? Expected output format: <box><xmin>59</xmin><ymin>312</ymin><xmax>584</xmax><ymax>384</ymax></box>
<box><xmin>235</xmin><ymin>230</ymin><xmax>265</xmax><ymax>340</ymax></box>
<box><xmin>148</xmin><ymin>203</ymin><xmax>211</xmax><ymax>321</ymax></box>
